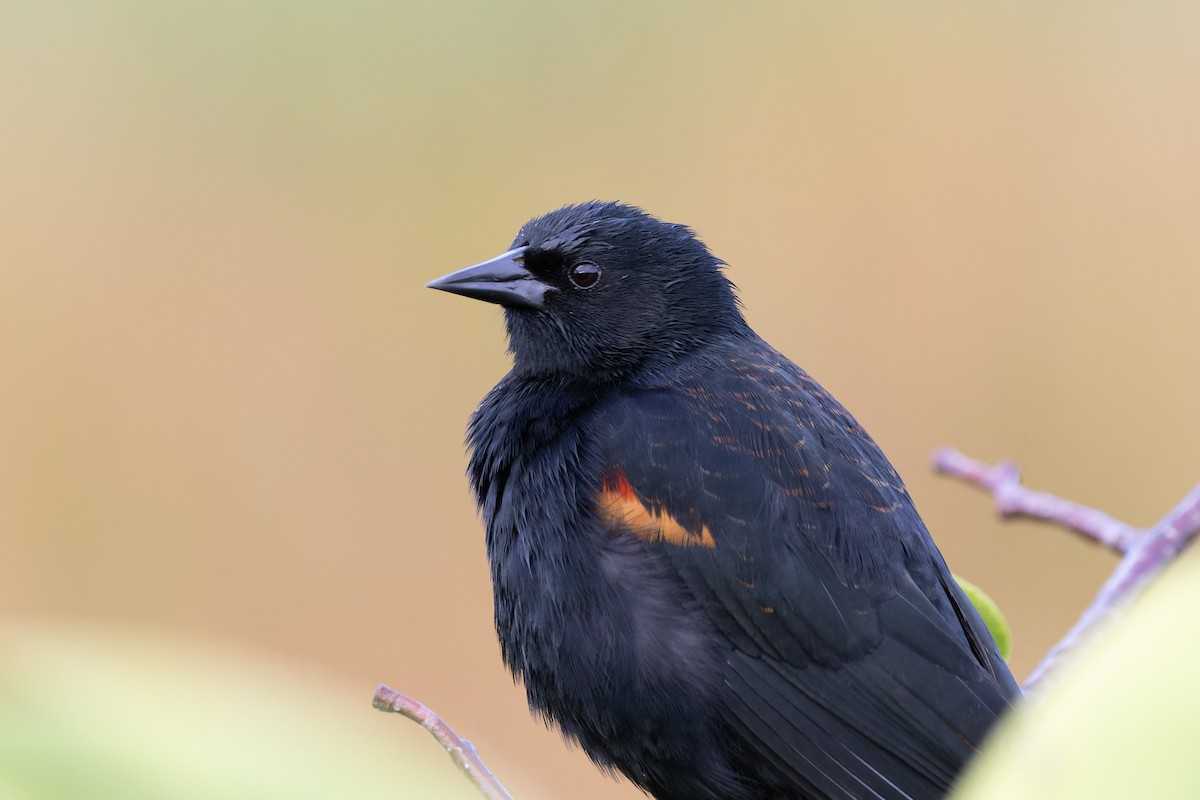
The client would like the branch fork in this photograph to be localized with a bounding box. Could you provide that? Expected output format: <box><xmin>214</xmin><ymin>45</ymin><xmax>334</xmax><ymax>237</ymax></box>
<box><xmin>934</xmin><ymin>447</ymin><xmax>1200</xmax><ymax>692</ymax></box>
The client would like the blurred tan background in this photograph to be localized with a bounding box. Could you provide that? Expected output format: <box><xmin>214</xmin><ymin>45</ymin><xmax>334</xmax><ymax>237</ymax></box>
<box><xmin>2</xmin><ymin>1</ymin><xmax>1199</xmax><ymax>798</ymax></box>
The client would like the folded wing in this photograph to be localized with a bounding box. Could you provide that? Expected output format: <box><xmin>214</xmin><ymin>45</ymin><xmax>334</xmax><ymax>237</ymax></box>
<box><xmin>593</xmin><ymin>347</ymin><xmax>1018</xmax><ymax>799</ymax></box>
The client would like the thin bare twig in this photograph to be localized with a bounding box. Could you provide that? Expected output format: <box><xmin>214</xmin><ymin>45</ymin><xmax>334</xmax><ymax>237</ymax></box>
<box><xmin>933</xmin><ymin>448</ymin><xmax>1141</xmax><ymax>554</ymax></box>
<box><xmin>373</xmin><ymin>684</ymin><xmax>515</xmax><ymax>800</ymax></box>
<box><xmin>934</xmin><ymin>447</ymin><xmax>1200</xmax><ymax>693</ymax></box>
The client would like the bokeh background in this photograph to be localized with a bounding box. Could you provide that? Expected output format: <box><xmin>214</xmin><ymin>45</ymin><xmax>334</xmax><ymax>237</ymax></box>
<box><xmin>2</xmin><ymin>1</ymin><xmax>1199</xmax><ymax>797</ymax></box>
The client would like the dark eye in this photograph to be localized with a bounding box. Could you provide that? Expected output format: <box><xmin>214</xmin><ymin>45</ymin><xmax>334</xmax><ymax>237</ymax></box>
<box><xmin>568</xmin><ymin>261</ymin><xmax>602</xmax><ymax>289</ymax></box>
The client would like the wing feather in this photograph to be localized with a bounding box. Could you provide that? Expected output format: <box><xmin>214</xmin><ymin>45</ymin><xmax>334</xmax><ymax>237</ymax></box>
<box><xmin>593</xmin><ymin>345</ymin><xmax>1019</xmax><ymax>799</ymax></box>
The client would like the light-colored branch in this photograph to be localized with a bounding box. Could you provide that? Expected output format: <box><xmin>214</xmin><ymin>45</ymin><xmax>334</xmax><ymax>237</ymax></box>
<box><xmin>933</xmin><ymin>448</ymin><xmax>1141</xmax><ymax>555</ymax></box>
<box><xmin>934</xmin><ymin>447</ymin><xmax>1200</xmax><ymax>693</ymax></box>
<box><xmin>373</xmin><ymin>684</ymin><xmax>515</xmax><ymax>800</ymax></box>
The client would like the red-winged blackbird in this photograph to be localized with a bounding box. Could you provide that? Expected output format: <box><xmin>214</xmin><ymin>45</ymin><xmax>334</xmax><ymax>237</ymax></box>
<box><xmin>427</xmin><ymin>202</ymin><xmax>1019</xmax><ymax>800</ymax></box>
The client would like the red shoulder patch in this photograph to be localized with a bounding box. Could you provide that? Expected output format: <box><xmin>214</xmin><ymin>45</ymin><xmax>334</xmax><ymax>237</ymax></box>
<box><xmin>597</xmin><ymin>466</ymin><xmax>716</xmax><ymax>548</ymax></box>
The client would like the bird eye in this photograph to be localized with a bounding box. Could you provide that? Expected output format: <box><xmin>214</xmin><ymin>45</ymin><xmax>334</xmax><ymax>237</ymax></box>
<box><xmin>568</xmin><ymin>262</ymin><xmax>602</xmax><ymax>289</ymax></box>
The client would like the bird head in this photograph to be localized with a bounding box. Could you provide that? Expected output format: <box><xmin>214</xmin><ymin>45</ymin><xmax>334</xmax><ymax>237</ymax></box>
<box><xmin>427</xmin><ymin>201</ymin><xmax>748</xmax><ymax>382</ymax></box>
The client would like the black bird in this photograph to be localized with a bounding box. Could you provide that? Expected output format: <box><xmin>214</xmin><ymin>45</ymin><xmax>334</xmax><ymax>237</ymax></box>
<box><xmin>427</xmin><ymin>202</ymin><xmax>1019</xmax><ymax>800</ymax></box>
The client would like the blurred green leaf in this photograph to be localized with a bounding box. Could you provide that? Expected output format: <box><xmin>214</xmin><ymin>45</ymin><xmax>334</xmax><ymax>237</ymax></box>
<box><xmin>954</xmin><ymin>575</ymin><xmax>1012</xmax><ymax>659</ymax></box>
<box><xmin>0</xmin><ymin>622</ymin><xmax>498</xmax><ymax>800</ymax></box>
<box><xmin>953</xmin><ymin>557</ymin><xmax>1200</xmax><ymax>799</ymax></box>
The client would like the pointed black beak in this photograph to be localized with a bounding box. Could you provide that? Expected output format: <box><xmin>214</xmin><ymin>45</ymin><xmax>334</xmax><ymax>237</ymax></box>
<box><xmin>426</xmin><ymin>247</ymin><xmax>552</xmax><ymax>311</ymax></box>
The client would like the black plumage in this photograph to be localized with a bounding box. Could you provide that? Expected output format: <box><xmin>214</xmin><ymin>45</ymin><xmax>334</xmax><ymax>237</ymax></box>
<box><xmin>427</xmin><ymin>201</ymin><xmax>1019</xmax><ymax>800</ymax></box>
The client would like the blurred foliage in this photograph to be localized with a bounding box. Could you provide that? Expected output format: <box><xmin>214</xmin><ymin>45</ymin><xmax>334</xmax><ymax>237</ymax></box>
<box><xmin>0</xmin><ymin>623</ymin><xmax>489</xmax><ymax>800</ymax></box>
<box><xmin>953</xmin><ymin>558</ymin><xmax>1200</xmax><ymax>799</ymax></box>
